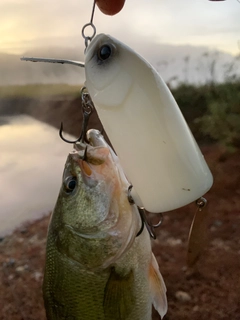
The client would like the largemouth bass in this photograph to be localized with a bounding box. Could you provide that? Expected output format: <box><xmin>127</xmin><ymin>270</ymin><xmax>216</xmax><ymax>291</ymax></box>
<box><xmin>43</xmin><ymin>129</ymin><xmax>167</xmax><ymax>320</ymax></box>
<box><xmin>85</xmin><ymin>34</ymin><xmax>213</xmax><ymax>213</ymax></box>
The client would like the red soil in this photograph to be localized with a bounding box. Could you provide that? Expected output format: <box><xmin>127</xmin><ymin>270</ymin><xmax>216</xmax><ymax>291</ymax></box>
<box><xmin>0</xmin><ymin>104</ymin><xmax>239</xmax><ymax>320</ymax></box>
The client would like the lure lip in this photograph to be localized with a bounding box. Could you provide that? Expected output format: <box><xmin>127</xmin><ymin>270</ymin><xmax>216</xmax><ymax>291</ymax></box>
<box><xmin>20</xmin><ymin>56</ymin><xmax>85</xmax><ymax>67</ymax></box>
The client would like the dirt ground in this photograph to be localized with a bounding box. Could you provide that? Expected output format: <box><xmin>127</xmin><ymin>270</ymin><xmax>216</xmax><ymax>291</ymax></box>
<box><xmin>0</xmin><ymin>98</ymin><xmax>240</xmax><ymax>320</ymax></box>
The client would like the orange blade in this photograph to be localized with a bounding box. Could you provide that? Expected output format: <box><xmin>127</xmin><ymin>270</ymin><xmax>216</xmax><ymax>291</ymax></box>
<box><xmin>187</xmin><ymin>198</ymin><xmax>209</xmax><ymax>267</ymax></box>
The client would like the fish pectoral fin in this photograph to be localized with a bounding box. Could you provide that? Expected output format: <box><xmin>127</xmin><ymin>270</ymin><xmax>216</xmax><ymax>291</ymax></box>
<box><xmin>149</xmin><ymin>253</ymin><xmax>168</xmax><ymax>319</ymax></box>
<box><xmin>103</xmin><ymin>267</ymin><xmax>135</xmax><ymax>320</ymax></box>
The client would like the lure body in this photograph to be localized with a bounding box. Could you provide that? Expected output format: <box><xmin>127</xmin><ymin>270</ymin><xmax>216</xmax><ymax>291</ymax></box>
<box><xmin>43</xmin><ymin>130</ymin><xmax>167</xmax><ymax>320</ymax></box>
<box><xmin>85</xmin><ymin>34</ymin><xmax>213</xmax><ymax>213</ymax></box>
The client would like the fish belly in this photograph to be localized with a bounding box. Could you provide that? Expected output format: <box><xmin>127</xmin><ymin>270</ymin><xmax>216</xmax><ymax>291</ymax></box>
<box><xmin>43</xmin><ymin>233</ymin><xmax>153</xmax><ymax>320</ymax></box>
<box><xmin>43</xmin><ymin>236</ymin><xmax>109</xmax><ymax>319</ymax></box>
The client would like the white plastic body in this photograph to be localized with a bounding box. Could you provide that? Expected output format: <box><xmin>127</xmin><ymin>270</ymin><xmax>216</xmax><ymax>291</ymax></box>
<box><xmin>85</xmin><ymin>34</ymin><xmax>213</xmax><ymax>213</ymax></box>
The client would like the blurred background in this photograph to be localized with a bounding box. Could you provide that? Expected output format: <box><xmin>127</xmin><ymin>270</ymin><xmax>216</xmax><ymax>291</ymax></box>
<box><xmin>0</xmin><ymin>0</ymin><xmax>239</xmax><ymax>319</ymax></box>
<box><xmin>1</xmin><ymin>0</ymin><xmax>240</xmax><ymax>85</ymax></box>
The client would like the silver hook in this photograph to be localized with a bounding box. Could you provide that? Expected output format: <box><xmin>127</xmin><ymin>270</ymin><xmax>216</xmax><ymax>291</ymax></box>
<box><xmin>128</xmin><ymin>185</ymin><xmax>163</xmax><ymax>239</ymax></box>
<box><xmin>59</xmin><ymin>87</ymin><xmax>94</xmax><ymax>144</ymax></box>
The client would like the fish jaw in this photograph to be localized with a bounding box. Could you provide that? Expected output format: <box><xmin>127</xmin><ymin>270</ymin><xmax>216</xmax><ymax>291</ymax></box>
<box><xmin>48</xmin><ymin>130</ymin><xmax>140</xmax><ymax>270</ymax></box>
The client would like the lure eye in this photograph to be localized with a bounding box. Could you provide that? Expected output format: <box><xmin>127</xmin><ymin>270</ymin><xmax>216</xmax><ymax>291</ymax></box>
<box><xmin>64</xmin><ymin>176</ymin><xmax>77</xmax><ymax>194</ymax></box>
<box><xmin>97</xmin><ymin>44</ymin><xmax>112</xmax><ymax>61</ymax></box>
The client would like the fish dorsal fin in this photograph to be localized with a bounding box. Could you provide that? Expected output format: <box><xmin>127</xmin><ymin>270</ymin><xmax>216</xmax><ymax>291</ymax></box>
<box><xmin>149</xmin><ymin>253</ymin><xmax>168</xmax><ymax>319</ymax></box>
<box><xmin>103</xmin><ymin>267</ymin><xmax>135</xmax><ymax>320</ymax></box>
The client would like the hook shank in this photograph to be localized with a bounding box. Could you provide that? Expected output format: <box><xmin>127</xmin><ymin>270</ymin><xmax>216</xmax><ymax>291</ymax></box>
<box><xmin>59</xmin><ymin>87</ymin><xmax>94</xmax><ymax>144</ymax></box>
<box><xmin>128</xmin><ymin>186</ymin><xmax>163</xmax><ymax>239</ymax></box>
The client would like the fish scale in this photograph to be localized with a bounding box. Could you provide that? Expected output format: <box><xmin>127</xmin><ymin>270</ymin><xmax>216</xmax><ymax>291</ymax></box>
<box><xmin>44</xmin><ymin>227</ymin><xmax>153</xmax><ymax>319</ymax></box>
<box><xmin>44</xmin><ymin>233</ymin><xmax>108</xmax><ymax>319</ymax></box>
<box><xmin>43</xmin><ymin>130</ymin><xmax>167</xmax><ymax>320</ymax></box>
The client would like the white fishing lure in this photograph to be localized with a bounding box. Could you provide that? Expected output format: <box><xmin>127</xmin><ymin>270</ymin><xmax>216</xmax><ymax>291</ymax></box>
<box><xmin>84</xmin><ymin>34</ymin><xmax>213</xmax><ymax>213</ymax></box>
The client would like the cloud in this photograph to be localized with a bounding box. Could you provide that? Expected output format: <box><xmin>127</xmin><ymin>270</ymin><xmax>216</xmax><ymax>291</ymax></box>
<box><xmin>0</xmin><ymin>0</ymin><xmax>91</xmax><ymax>53</ymax></box>
<box><xmin>0</xmin><ymin>0</ymin><xmax>239</xmax><ymax>55</ymax></box>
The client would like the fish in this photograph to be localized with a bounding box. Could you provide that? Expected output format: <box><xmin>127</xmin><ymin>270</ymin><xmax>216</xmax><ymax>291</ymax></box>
<box><xmin>84</xmin><ymin>34</ymin><xmax>213</xmax><ymax>213</ymax></box>
<box><xmin>43</xmin><ymin>129</ymin><xmax>167</xmax><ymax>320</ymax></box>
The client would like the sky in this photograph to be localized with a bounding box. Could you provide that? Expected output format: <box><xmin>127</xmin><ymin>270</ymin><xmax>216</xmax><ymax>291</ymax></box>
<box><xmin>0</xmin><ymin>0</ymin><xmax>240</xmax><ymax>56</ymax></box>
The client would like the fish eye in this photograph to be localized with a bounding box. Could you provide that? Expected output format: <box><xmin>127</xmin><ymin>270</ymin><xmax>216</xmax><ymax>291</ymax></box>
<box><xmin>97</xmin><ymin>44</ymin><xmax>113</xmax><ymax>61</ymax></box>
<box><xmin>64</xmin><ymin>176</ymin><xmax>77</xmax><ymax>194</ymax></box>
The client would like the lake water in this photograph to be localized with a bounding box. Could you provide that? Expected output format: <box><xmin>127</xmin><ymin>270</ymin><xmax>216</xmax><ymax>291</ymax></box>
<box><xmin>0</xmin><ymin>115</ymin><xmax>75</xmax><ymax>237</ymax></box>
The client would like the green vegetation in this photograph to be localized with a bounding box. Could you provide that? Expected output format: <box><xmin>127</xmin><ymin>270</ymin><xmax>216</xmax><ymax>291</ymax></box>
<box><xmin>172</xmin><ymin>80</ymin><xmax>240</xmax><ymax>151</ymax></box>
<box><xmin>1</xmin><ymin>78</ymin><xmax>239</xmax><ymax>150</ymax></box>
<box><xmin>0</xmin><ymin>84</ymin><xmax>81</xmax><ymax>98</ymax></box>
<box><xmin>170</xmin><ymin>51</ymin><xmax>240</xmax><ymax>150</ymax></box>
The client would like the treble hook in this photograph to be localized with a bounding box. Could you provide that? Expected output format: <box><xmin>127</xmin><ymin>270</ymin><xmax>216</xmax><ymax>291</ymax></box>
<box><xmin>128</xmin><ymin>185</ymin><xmax>163</xmax><ymax>239</ymax></box>
<box><xmin>59</xmin><ymin>87</ymin><xmax>93</xmax><ymax>144</ymax></box>
<box><xmin>136</xmin><ymin>207</ymin><xmax>163</xmax><ymax>239</ymax></box>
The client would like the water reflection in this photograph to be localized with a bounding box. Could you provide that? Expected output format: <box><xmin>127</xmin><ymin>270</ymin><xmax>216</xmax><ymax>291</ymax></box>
<box><xmin>0</xmin><ymin>117</ymin><xmax>10</xmax><ymax>126</ymax></box>
<box><xmin>0</xmin><ymin>115</ymin><xmax>75</xmax><ymax>237</ymax></box>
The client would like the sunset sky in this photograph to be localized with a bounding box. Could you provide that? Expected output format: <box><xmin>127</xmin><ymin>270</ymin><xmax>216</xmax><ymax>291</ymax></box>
<box><xmin>0</xmin><ymin>0</ymin><xmax>239</xmax><ymax>56</ymax></box>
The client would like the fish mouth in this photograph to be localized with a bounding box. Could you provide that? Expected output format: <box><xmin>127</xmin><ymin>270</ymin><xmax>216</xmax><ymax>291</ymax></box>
<box><xmin>70</xmin><ymin>128</ymin><xmax>128</xmax><ymax>190</ymax></box>
<box><xmin>86</xmin><ymin>129</ymin><xmax>108</xmax><ymax>147</ymax></box>
<box><xmin>73</xmin><ymin>129</ymin><xmax>109</xmax><ymax>162</ymax></box>
<box><xmin>70</xmin><ymin>129</ymin><xmax>112</xmax><ymax>182</ymax></box>
<box><xmin>74</xmin><ymin>129</ymin><xmax>130</xmax><ymax>189</ymax></box>
<box><xmin>76</xmin><ymin>129</ymin><xmax>107</xmax><ymax>148</ymax></box>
